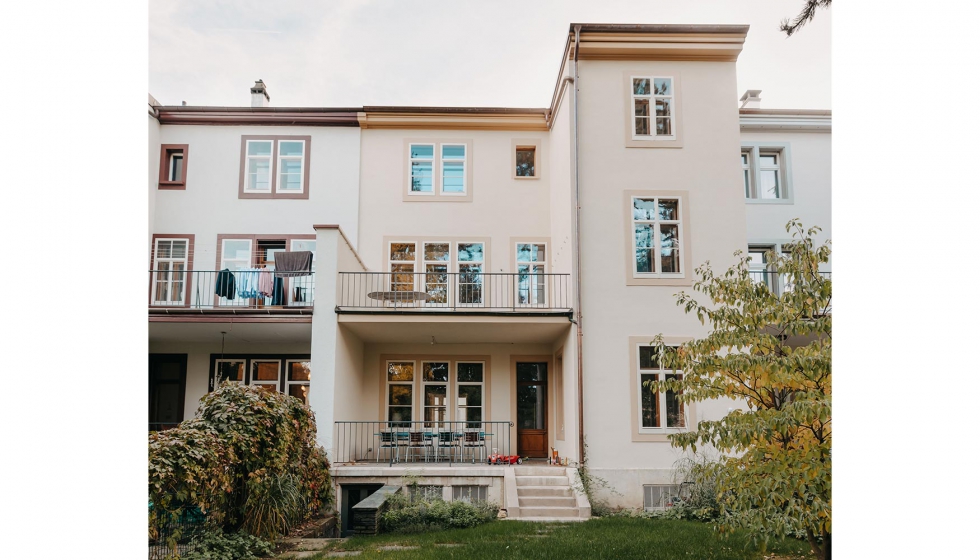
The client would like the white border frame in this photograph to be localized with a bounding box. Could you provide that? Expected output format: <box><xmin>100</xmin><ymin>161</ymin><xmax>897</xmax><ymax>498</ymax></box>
<box><xmin>439</xmin><ymin>143</ymin><xmax>467</xmax><ymax>196</ymax></box>
<box><xmin>630</xmin><ymin>196</ymin><xmax>685</xmax><ymax>279</ymax></box>
<box><xmin>276</xmin><ymin>139</ymin><xmax>306</xmax><ymax>194</ymax></box>
<box><xmin>515</xmin><ymin>242</ymin><xmax>548</xmax><ymax>307</ymax></box>
<box><xmin>408</xmin><ymin>143</ymin><xmax>436</xmax><ymax>196</ymax></box>
<box><xmin>636</xmin><ymin>343</ymin><xmax>687</xmax><ymax>434</ymax></box>
<box><xmin>152</xmin><ymin>237</ymin><xmax>189</xmax><ymax>306</ymax></box>
<box><xmin>741</xmin><ymin>142</ymin><xmax>794</xmax><ymax>204</ymax></box>
<box><xmin>630</xmin><ymin>76</ymin><xmax>676</xmax><ymax>141</ymax></box>
<box><xmin>243</xmin><ymin>139</ymin><xmax>274</xmax><ymax>193</ymax></box>
<box><xmin>385</xmin><ymin>360</ymin><xmax>416</xmax><ymax>424</ymax></box>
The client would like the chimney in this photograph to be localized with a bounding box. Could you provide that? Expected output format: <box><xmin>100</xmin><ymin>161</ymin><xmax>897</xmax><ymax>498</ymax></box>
<box><xmin>251</xmin><ymin>79</ymin><xmax>270</xmax><ymax>107</ymax></box>
<box><xmin>739</xmin><ymin>89</ymin><xmax>762</xmax><ymax>109</ymax></box>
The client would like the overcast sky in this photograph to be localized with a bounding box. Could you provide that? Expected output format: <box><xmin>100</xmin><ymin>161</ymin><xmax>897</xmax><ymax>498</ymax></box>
<box><xmin>149</xmin><ymin>0</ymin><xmax>830</xmax><ymax>110</ymax></box>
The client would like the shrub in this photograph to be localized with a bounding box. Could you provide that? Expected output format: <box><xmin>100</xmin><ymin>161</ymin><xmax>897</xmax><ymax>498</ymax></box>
<box><xmin>379</xmin><ymin>493</ymin><xmax>498</xmax><ymax>534</ymax></box>
<box><xmin>182</xmin><ymin>530</ymin><xmax>275</xmax><ymax>560</ymax></box>
<box><xmin>148</xmin><ymin>383</ymin><xmax>333</xmax><ymax>545</ymax></box>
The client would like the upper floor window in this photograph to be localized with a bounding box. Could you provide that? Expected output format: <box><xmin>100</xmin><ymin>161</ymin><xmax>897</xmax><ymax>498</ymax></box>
<box><xmin>158</xmin><ymin>144</ymin><xmax>188</xmax><ymax>189</ymax></box>
<box><xmin>512</xmin><ymin>139</ymin><xmax>542</xmax><ymax>180</ymax></box>
<box><xmin>516</xmin><ymin>147</ymin><xmax>536</xmax><ymax>177</ymax></box>
<box><xmin>632</xmin><ymin>196</ymin><xmax>683</xmax><ymax>277</ymax></box>
<box><xmin>239</xmin><ymin>136</ymin><xmax>311</xmax><ymax>199</ymax></box>
<box><xmin>632</xmin><ymin>77</ymin><xmax>674</xmax><ymax>139</ymax></box>
<box><xmin>404</xmin><ymin>140</ymin><xmax>472</xmax><ymax>201</ymax></box>
<box><xmin>151</xmin><ymin>237</ymin><xmax>190</xmax><ymax>306</ymax></box>
<box><xmin>741</xmin><ymin>144</ymin><xmax>792</xmax><ymax>202</ymax></box>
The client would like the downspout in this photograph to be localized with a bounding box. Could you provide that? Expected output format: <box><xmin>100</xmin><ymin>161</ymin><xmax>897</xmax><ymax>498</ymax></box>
<box><xmin>571</xmin><ymin>25</ymin><xmax>585</xmax><ymax>467</ymax></box>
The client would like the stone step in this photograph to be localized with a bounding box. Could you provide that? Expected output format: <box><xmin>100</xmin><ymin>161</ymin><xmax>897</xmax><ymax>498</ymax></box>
<box><xmin>518</xmin><ymin>506</ymin><xmax>581</xmax><ymax>518</ymax></box>
<box><xmin>513</xmin><ymin>466</ymin><xmax>567</xmax><ymax>476</ymax></box>
<box><xmin>517</xmin><ymin>485</ymin><xmax>573</xmax><ymax>497</ymax></box>
<box><xmin>514</xmin><ymin>476</ymin><xmax>570</xmax><ymax>486</ymax></box>
<box><xmin>518</xmin><ymin>496</ymin><xmax>577</xmax><ymax>508</ymax></box>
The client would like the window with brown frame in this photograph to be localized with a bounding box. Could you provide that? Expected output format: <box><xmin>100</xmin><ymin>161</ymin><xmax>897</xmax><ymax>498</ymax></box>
<box><xmin>158</xmin><ymin>144</ymin><xmax>188</xmax><ymax>189</ymax></box>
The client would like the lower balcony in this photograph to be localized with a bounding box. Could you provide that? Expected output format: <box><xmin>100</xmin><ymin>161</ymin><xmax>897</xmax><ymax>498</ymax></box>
<box><xmin>748</xmin><ymin>270</ymin><xmax>831</xmax><ymax>298</ymax></box>
<box><xmin>334</xmin><ymin>421</ymin><xmax>515</xmax><ymax>467</ymax></box>
<box><xmin>336</xmin><ymin>272</ymin><xmax>571</xmax><ymax>315</ymax></box>
<box><xmin>148</xmin><ymin>270</ymin><xmax>315</xmax><ymax>314</ymax></box>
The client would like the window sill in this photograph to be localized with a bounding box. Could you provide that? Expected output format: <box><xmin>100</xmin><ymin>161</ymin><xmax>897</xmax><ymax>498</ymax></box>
<box><xmin>513</xmin><ymin>176</ymin><xmax>540</xmax><ymax>181</ymax></box>
<box><xmin>158</xmin><ymin>181</ymin><xmax>186</xmax><ymax>190</ymax></box>
<box><xmin>745</xmin><ymin>198</ymin><xmax>794</xmax><ymax>205</ymax></box>
<box><xmin>240</xmin><ymin>191</ymin><xmax>310</xmax><ymax>200</ymax></box>
<box><xmin>626</xmin><ymin>275</ymin><xmax>692</xmax><ymax>287</ymax></box>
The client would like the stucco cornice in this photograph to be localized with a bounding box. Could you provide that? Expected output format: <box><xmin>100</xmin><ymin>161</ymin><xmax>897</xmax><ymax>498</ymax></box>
<box><xmin>569</xmin><ymin>24</ymin><xmax>749</xmax><ymax>62</ymax></box>
<box><xmin>358</xmin><ymin>108</ymin><xmax>549</xmax><ymax>131</ymax></box>
<box><xmin>739</xmin><ymin>110</ymin><xmax>832</xmax><ymax>132</ymax></box>
<box><xmin>156</xmin><ymin>107</ymin><xmax>361</xmax><ymax>126</ymax></box>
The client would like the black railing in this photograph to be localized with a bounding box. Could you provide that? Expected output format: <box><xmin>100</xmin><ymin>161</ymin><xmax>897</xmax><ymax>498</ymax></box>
<box><xmin>148</xmin><ymin>270</ymin><xmax>315</xmax><ymax>309</ymax></box>
<box><xmin>334</xmin><ymin>421</ymin><xmax>514</xmax><ymax>466</ymax></box>
<box><xmin>748</xmin><ymin>270</ymin><xmax>831</xmax><ymax>297</ymax></box>
<box><xmin>148</xmin><ymin>505</ymin><xmax>210</xmax><ymax>560</ymax></box>
<box><xmin>337</xmin><ymin>272</ymin><xmax>571</xmax><ymax>312</ymax></box>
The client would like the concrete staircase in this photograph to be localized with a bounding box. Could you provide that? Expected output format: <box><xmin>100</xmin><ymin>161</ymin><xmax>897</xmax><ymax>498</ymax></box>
<box><xmin>511</xmin><ymin>466</ymin><xmax>590</xmax><ymax>521</ymax></box>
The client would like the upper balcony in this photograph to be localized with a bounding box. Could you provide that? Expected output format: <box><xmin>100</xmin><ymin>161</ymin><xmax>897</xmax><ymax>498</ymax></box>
<box><xmin>148</xmin><ymin>269</ymin><xmax>316</xmax><ymax>316</ymax></box>
<box><xmin>336</xmin><ymin>272</ymin><xmax>572</xmax><ymax>316</ymax></box>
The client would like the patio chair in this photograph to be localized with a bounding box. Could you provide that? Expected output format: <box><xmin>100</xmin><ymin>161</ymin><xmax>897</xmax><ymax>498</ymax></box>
<box><xmin>377</xmin><ymin>430</ymin><xmax>400</xmax><ymax>463</ymax></box>
<box><xmin>406</xmin><ymin>431</ymin><xmax>430</xmax><ymax>463</ymax></box>
<box><xmin>461</xmin><ymin>430</ymin><xmax>487</xmax><ymax>463</ymax></box>
<box><xmin>435</xmin><ymin>429</ymin><xmax>459</xmax><ymax>462</ymax></box>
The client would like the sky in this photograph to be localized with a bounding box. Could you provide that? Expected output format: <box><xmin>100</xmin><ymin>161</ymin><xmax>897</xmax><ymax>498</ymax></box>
<box><xmin>149</xmin><ymin>0</ymin><xmax>831</xmax><ymax>110</ymax></box>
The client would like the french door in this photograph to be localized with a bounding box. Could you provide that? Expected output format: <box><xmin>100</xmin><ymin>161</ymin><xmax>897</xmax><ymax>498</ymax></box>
<box><xmin>516</xmin><ymin>362</ymin><xmax>548</xmax><ymax>457</ymax></box>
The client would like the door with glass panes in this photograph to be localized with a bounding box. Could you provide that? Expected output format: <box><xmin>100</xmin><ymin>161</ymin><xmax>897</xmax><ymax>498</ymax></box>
<box><xmin>516</xmin><ymin>362</ymin><xmax>548</xmax><ymax>457</ymax></box>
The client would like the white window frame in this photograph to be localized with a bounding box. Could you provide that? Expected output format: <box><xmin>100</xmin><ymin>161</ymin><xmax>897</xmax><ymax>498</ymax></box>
<box><xmin>741</xmin><ymin>143</ymin><xmax>793</xmax><ymax>203</ymax></box>
<box><xmin>631</xmin><ymin>76</ymin><xmax>675</xmax><ymax>141</ymax></box>
<box><xmin>388</xmin><ymin>241</ymin><xmax>417</xmax><ymax>296</ymax></box>
<box><xmin>643</xmin><ymin>484</ymin><xmax>683</xmax><ymax>511</ymax></box>
<box><xmin>456</xmin><ymin>242</ymin><xmax>485</xmax><ymax>306</ymax></box>
<box><xmin>249</xmin><ymin>359</ymin><xmax>281</xmax><ymax>393</ymax></box>
<box><xmin>285</xmin><ymin>359</ymin><xmax>311</xmax><ymax>405</ymax></box>
<box><xmin>422</xmin><ymin>242</ymin><xmax>451</xmax><ymax>307</ymax></box>
<box><xmin>168</xmin><ymin>152</ymin><xmax>184</xmax><ymax>182</ymax></box>
<box><xmin>408</xmin><ymin>143</ymin><xmax>436</xmax><ymax>196</ymax></box>
<box><xmin>452</xmin><ymin>485</ymin><xmax>488</xmax><ymax>503</ymax></box>
<box><xmin>439</xmin><ymin>143</ymin><xmax>467</xmax><ymax>196</ymax></box>
<box><xmin>386</xmin><ymin>360</ymin><xmax>416</xmax><ymax>424</ymax></box>
<box><xmin>214</xmin><ymin>359</ymin><xmax>246</xmax><ymax>388</ymax></box>
<box><xmin>421</xmin><ymin>361</ymin><xmax>450</xmax><ymax>429</ymax></box>
<box><xmin>455</xmin><ymin>361</ymin><xmax>485</xmax><ymax>425</ymax></box>
<box><xmin>741</xmin><ymin>150</ymin><xmax>752</xmax><ymax>198</ymax></box>
<box><xmin>244</xmin><ymin>139</ymin><xmax>274</xmax><ymax>192</ymax></box>
<box><xmin>276</xmin><ymin>140</ymin><xmax>306</xmax><ymax>194</ymax></box>
<box><xmin>152</xmin><ymin>238</ymin><xmax>189</xmax><ymax>306</ymax></box>
<box><xmin>515</xmin><ymin>242</ymin><xmax>547</xmax><ymax>307</ymax></box>
<box><xmin>631</xmin><ymin>196</ymin><xmax>684</xmax><ymax>278</ymax></box>
<box><xmin>637</xmin><ymin>344</ymin><xmax>686</xmax><ymax>434</ymax></box>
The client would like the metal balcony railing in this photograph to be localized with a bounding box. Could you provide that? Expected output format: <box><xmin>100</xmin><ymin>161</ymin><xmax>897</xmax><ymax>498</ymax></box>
<box><xmin>334</xmin><ymin>421</ymin><xmax>514</xmax><ymax>466</ymax></box>
<box><xmin>337</xmin><ymin>272</ymin><xmax>571</xmax><ymax>313</ymax></box>
<box><xmin>748</xmin><ymin>270</ymin><xmax>831</xmax><ymax>297</ymax></box>
<box><xmin>148</xmin><ymin>270</ymin><xmax>315</xmax><ymax>310</ymax></box>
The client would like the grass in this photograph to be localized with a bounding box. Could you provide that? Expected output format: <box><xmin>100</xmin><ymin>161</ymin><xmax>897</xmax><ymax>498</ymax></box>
<box><xmin>294</xmin><ymin>517</ymin><xmax>814</xmax><ymax>560</ymax></box>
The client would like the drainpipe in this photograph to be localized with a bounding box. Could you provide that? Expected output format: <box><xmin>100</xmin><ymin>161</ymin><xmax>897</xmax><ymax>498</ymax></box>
<box><xmin>571</xmin><ymin>25</ymin><xmax>585</xmax><ymax>467</ymax></box>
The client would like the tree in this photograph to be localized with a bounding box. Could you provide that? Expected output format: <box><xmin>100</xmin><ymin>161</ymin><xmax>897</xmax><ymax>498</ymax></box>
<box><xmin>780</xmin><ymin>0</ymin><xmax>832</xmax><ymax>37</ymax></box>
<box><xmin>650</xmin><ymin>220</ymin><xmax>831</xmax><ymax>560</ymax></box>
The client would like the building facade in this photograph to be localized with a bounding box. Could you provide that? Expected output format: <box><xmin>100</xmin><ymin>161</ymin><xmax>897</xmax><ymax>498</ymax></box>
<box><xmin>148</xmin><ymin>24</ymin><xmax>830</xmax><ymax>518</ymax></box>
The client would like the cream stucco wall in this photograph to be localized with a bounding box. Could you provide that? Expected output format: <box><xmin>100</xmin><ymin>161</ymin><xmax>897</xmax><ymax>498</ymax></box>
<box><xmin>573</xmin><ymin>58</ymin><xmax>748</xmax><ymax>505</ymax></box>
<box><xmin>149</xmin><ymin>113</ymin><xmax>160</xmax><ymax>249</ymax></box>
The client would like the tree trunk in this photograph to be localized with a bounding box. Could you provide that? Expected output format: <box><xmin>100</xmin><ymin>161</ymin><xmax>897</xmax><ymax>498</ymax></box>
<box><xmin>806</xmin><ymin>528</ymin><xmax>830</xmax><ymax>560</ymax></box>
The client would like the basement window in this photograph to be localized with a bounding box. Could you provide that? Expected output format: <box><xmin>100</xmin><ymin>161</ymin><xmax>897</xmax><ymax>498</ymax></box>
<box><xmin>452</xmin><ymin>485</ymin><xmax>488</xmax><ymax>503</ymax></box>
<box><xmin>643</xmin><ymin>484</ymin><xmax>682</xmax><ymax>511</ymax></box>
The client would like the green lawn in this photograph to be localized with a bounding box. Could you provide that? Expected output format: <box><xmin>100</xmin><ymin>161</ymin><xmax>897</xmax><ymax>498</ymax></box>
<box><xmin>296</xmin><ymin>518</ymin><xmax>814</xmax><ymax>560</ymax></box>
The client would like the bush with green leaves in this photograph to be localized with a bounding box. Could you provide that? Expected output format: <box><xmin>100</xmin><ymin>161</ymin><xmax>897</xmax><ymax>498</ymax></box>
<box><xmin>379</xmin><ymin>492</ymin><xmax>498</xmax><ymax>534</ymax></box>
<box><xmin>148</xmin><ymin>383</ymin><xmax>333</xmax><ymax>547</ymax></box>
<box><xmin>181</xmin><ymin>530</ymin><xmax>275</xmax><ymax>560</ymax></box>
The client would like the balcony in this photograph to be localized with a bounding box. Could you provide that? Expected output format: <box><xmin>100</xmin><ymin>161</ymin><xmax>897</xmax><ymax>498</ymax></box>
<box><xmin>748</xmin><ymin>270</ymin><xmax>831</xmax><ymax>297</ymax></box>
<box><xmin>148</xmin><ymin>270</ymin><xmax>316</xmax><ymax>314</ymax></box>
<box><xmin>336</xmin><ymin>272</ymin><xmax>572</xmax><ymax>315</ymax></box>
<box><xmin>334</xmin><ymin>421</ymin><xmax>514</xmax><ymax>466</ymax></box>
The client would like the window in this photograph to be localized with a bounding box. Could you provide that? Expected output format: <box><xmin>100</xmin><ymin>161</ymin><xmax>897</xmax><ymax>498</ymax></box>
<box><xmin>389</xmin><ymin>242</ymin><xmax>416</xmax><ymax>293</ymax></box>
<box><xmin>151</xmin><ymin>237</ymin><xmax>192</xmax><ymax>306</ymax></box>
<box><xmin>383</xmin><ymin>238</ymin><xmax>490</xmax><ymax>305</ymax></box>
<box><xmin>632</xmin><ymin>196</ymin><xmax>683</xmax><ymax>277</ymax></box>
<box><xmin>422</xmin><ymin>361</ymin><xmax>450</xmax><ymax>428</ymax></box>
<box><xmin>386</xmin><ymin>361</ymin><xmax>415</xmax><ymax>426</ymax></box>
<box><xmin>631</xmin><ymin>77</ymin><xmax>674</xmax><ymax>139</ymax></box>
<box><xmin>209</xmin><ymin>355</ymin><xmax>310</xmax><ymax>396</ymax></box>
<box><xmin>404</xmin><ymin>140</ymin><xmax>472</xmax><ymax>201</ymax></box>
<box><xmin>516</xmin><ymin>147</ymin><xmax>535</xmax><ymax>177</ymax></box>
<box><xmin>456</xmin><ymin>362</ymin><xmax>484</xmax><ymax>426</ymax></box>
<box><xmin>457</xmin><ymin>242</ymin><xmax>484</xmax><ymax>305</ymax></box>
<box><xmin>239</xmin><ymin>136</ymin><xmax>311</xmax><ymax>199</ymax></box>
<box><xmin>644</xmin><ymin>485</ymin><xmax>682</xmax><ymax>511</ymax></box>
<box><xmin>410</xmin><ymin>485</ymin><xmax>444</xmax><ymax>502</ymax></box>
<box><xmin>452</xmin><ymin>485</ymin><xmax>488</xmax><ymax>503</ymax></box>
<box><xmin>748</xmin><ymin>246</ymin><xmax>773</xmax><ymax>289</ymax></box>
<box><xmin>741</xmin><ymin>144</ymin><xmax>792</xmax><ymax>201</ymax></box>
<box><xmin>512</xmin><ymin>139</ymin><xmax>542</xmax><ymax>179</ymax></box>
<box><xmin>516</xmin><ymin>243</ymin><xmax>547</xmax><ymax>306</ymax></box>
<box><xmin>158</xmin><ymin>144</ymin><xmax>188</xmax><ymax>188</ymax></box>
<box><xmin>638</xmin><ymin>346</ymin><xmax>685</xmax><ymax>431</ymax></box>
<box><xmin>423</xmin><ymin>242</ymin><xmax>450</xmax><ymax>304</ymax></box>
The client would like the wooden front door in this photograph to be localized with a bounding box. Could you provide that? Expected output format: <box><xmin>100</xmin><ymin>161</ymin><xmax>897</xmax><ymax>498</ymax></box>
<box><xmin>516</xmin><ymin>362</ymin><xmax>548</xmax><ymax>457</ymax></box>
<box><xmin>149</xmin><ymin>354</ymin><xmax>187</xmax><ymax>431</ymax></box>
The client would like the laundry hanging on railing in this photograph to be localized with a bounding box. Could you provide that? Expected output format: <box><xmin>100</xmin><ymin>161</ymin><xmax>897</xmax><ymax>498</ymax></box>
<box><xmin>270</xmin><ymin>277</ymin><xmax>285</xmax><ymax>305</ymax></box>
<box><xmin>274</xmin><ymin>251</ymin><xmax>313</xmax><ymax>277</ymax></box>
<box><xmin>236</xmin><ymin>268</ymin><xmax>262</xmax><ymax>299</ymax></box>
<box><xmin>215</xmin><ymin>269</ymin><xmax>236</xmax><ymax>299</ymax></box>
<box><xmin>258</xmin><ymin>268</ymin><xmax>274</xmax><ymax>297</ymax></box>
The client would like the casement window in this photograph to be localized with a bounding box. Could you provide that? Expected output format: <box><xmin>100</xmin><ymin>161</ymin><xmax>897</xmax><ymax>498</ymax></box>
<box><xmin>209</xmin><ymin>355</ymin><xmax>311</xmax><ymax>400</ymax></box>
<box><xmin>516</xmin><ymin>147</ymin><xmax>535</xmax><ymax>177</ymax></box>
<box><xmin>632</xmin><ymin>77</ymin><xmax>675</xmax><ymax>139</ymax></box>
<box><xmin>404</xmin><ymin>140</ymin><xmax>473</xmax><ymax>201</ymax></box>
<box><xmin>239</xmin><ymin>136</ymin><xmax>311</xmax><ymax>199</ymax></box>
<box><xmin>381</xmin><ymin>358</ymin><xmax>487</xmax><ymax>425</ymax></box>
<box><xmin>452</xmin><ymin>485</ymin><xmax>488</xmax><ymax>503</ymax></box>
<box><xmin>389</xmin><ymin>242</ymin><xmax>417</xmax><ymax>293</ymax></box>
<box><xmin>632</xmin><ymin>196</ymin><xmax>683</xmax><ymax>277</ymax></box>
<box><xmin>422</xmin><ymin>361</ymin><xmax>450</xmax><ymax>428</ymax></box>
<box><xmin>410</xmin><ymin>485</ymin><xmax>444</xmax><ymax>502</ymax></box>
<box><xmin>512</xmin><ymin>139</ymin><xmax>542</xmax><ymax>180</ymax></box>
<box><xmin>387</xmin><ymin>361</ymin><xmax>415</xmax><ymax>426</ymax></box>
<box><xmin>423</xmin><ymin>242</ymin><xmax>450</xmax><ymax>304</ymax></box>
<box><xmin>158</xmin><ymin>144</ymin><xmax>188</xmax><ymax>189</ymax></box>
<box><xmin>457</xmin><ymin>242</ymin><xmax>484</xmax><ymax>305</ymax></box>
<box><xmin>747</xmin><ymin>244</ymin><xmax>800</xmax><ymax>294</ymax></box>
<box><xmin>741</xmin><ymin>144</ymin><xmax>792</xmax><ymax>201</ymax></box>
<box><xmin>516</xmin><ymin>243</ymin><xmax>547</xmax><ymax>306</ymax></box>
<box><xmin>152</xmin><ymin>238</ymin><xmax>190</xmax><ymax>306</ymax></box>
<box><xmin>638</xmin><ymin>346</ymin><xmax>685</xmax><ymax>432</ymax></box>
<box><xmin>643</xmin><ymin>485</ymin><xmax>683</xmax><ymax>511</ymax></box>
<box><xmin>456</xmin><ymin>362</ymin><xmax>484</xmax><ymax>426</ymax></box>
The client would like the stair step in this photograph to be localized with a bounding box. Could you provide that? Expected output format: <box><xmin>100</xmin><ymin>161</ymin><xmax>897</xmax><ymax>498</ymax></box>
<box><xmin>518</xmin><ymin>506</ymin><xmax>580</xmax><ymax>518</ymax></box>
<box><xmin>517</xmin><ymin>486</ymin><xmax>573</xmax><ymax>497</ymax></box>
<box><xmin>514</xmin><ymin>476</ymin><xmax>569</xmax><ymax>486</ymax></box>
<box><xmin>518</xmin><ymin>496</ymin><xmax>577</xmax><ymax>508</ymax></box>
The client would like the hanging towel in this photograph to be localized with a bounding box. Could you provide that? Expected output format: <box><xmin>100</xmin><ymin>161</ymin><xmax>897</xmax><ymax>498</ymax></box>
<box><xmin>215</xmin><ymin>269</ymin><xmax>236</xmax><ymax>299</ymax></box>
<box><xmin>274</xmin><ymin>251</ymin><xmax>313</xmax><ymax>277</ymax></box>
<box><xmin>271</xmin><ymin>277</ymin><xmax>285</xmax><ymax>305</ymax></box>
<box><xmin>237</xmin><ymin>268</ymin><xmax>261</xmax><ymax>299</ymax></box>
<box><xmin>258</xmin><ymin>268</ymin><xmax>274</xmax><ymax>297</ymax></box>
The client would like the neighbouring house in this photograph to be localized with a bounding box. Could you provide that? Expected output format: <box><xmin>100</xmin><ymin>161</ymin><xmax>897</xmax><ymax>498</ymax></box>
<box><xmin>148</xmin><ymin>23</ymin><xmax>830</xmax><ymax>523</ymax></box>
